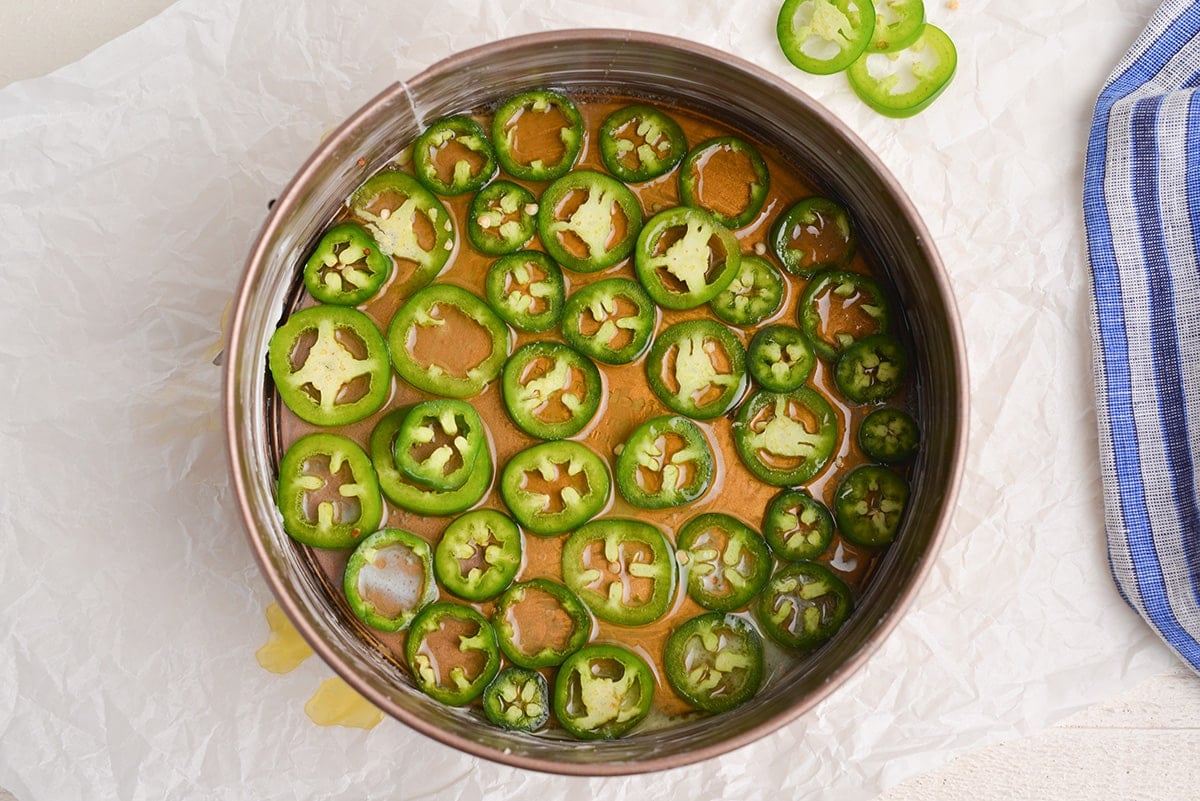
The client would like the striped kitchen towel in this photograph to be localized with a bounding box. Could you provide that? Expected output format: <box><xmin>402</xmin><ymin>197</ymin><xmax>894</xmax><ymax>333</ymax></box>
<box><xmin>1084</xmin><ymin>0</ymin><xmax>1200</xmax><ymax>671</ymax></box>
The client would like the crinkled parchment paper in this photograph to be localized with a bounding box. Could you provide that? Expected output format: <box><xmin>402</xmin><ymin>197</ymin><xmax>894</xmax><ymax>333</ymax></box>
<box><xmin>0</xmin><ymin>0</ymin><xmax>1178</xmax><ymax>798</ymax></box>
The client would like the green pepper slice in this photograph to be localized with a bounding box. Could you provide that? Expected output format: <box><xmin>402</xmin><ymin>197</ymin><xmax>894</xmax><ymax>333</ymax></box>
<box><xmin>676</xmin><ymin>513</ymin><xmax>771</xmax><ymax>612</ymax></box>
<box><xmin>834</xmin><ymin>465</ymin><xmax>909</xmax><ymax>547</ymax></box>
<box><xmin>858</xmin><ymin>407</ymin><xmax>920</xmax><ymax>464</ymax></box>
<box><xmin>492</xmin><ymin>90</ymin><xmax>583</xmax><ymax>182</ymax></box>
<box><xmin>645</xmin><ymin>320</ymin><xmax>747</xmax><ymax>420</ymax></box>
<box><xmin>484</xmin><ymin>250</ymin><xmax>565</xmax><ymax>333</ymax></box>
<box><xmin>268</xmin><ymin>305</ymin><xmax>391</xmax><ymax>427</ymax></box>
<box><xmin>560</xmin><ymin>277</ymin><xmax>657</xmax><ymax>365</ymax></box>
<box><xmin>678</xmin><ymin>137</ymin><xmax>770</xmax><ymax>230</ymax></box>
<box><xmin>709</xmin><ymin>254</ymin><xmax>785</xmax><ymax>327</ymax></box>
<box><xmin>598</xmin><ymin>105</ymin><xmax>687</xmax><ymax>183</ymax></box>
<box><xmin>499</xmin><ymin>441</ymin><xmax>611</xmax><ymax>535</ymax></box>
<box><xmin>393</xmin><ymin>399</ymin><xmax>485</xmax><ymax>491</ymax></box>
<box><xmin>412</xmin><ymin>115</ymin><xmax>497</xmax><ymax>196</ymax></box>
<box><xmin>502</xmin><ymin>342</ymin><xmax>602</xmax><ymax>440</ymax></box>
<box><xmin>370</xmin><ymin>408</ymin><xmax>493</xmax><ymax>516</ymax></box>
<box><xmin>433</xmin><ymin>510</ymin><xmax>522</xmax><ymax>601</ymax></box>
<box><xmin>663</xmin><ymin>613</ymin><xmax>764</xmax><ymax>714</ymax></box>
<box><xmin>776</xmin><ymin>0</ymin><xmax>876</xmax><ymax>75</ymax></box>
<box><xmin>763</xmin><ymin>488</ymin><xmax>835</xmax><ymax>561</ymax></box>
<box><xmin>387</xmin><ymin>284</ymin><xmax>511</xmax><ymax>398</ymax></box>
<box><xmin>493</xmin><ymin>578</ymin><xmax>592</xmax><ymax>668</ymax></box>
<box><xmin>538</xmin><ymin>170</ymin><xmax>643</xmax><ymax>273</ymax></box>
<box><xmin>848</xmin><ymin>24</ymin><xmax>956</xmax><ymax>118</ymax></box>
<box><xmin>483</xmin><ymin>667</ymin><xmax>551</xmax><ymax>732</ymax></box>
<box><xmin>754</xmin><ymin>562</ymin><xmax>853</xmax><ymax>649</ymax></box>
<box><xmin>834</xmin><ymin>333</ymin><xmax>908</xmax><ymax>404</ymax></box>
<box><xmin>343</xmin><ymin>528</ymin><xmax>435</xmax><ymax>631</ymax></box>
<box><xmin>467</xmin><ymin>180</ymin><xmax>537</xmax><ymax>256</ymax></box>
<box><xmin>405</xmin><ymin>602</ymin><xmax>501</xmax><ymax>706</ymax></box>
<box><xmin>276</xmin><ymin>433</ymin><xmax>383</xmax><ymax>549</ymax></box>
<box><xmin>614</xmin><ymin>415</ymin><xmax>714</xmax><ymax>510</ymax></box>
<box><xmin>770</xmin><ymin>197</ymin><xmax>856</xmax><ymax>277</ymax></box>
<box><xmin>634</xmin><ymin>207</ymin><xmax>741</xmax><ymax>310</ymax></box>
<box><xmin>868</xmin><ymin>0</ymin><xmax>926</xmax><ymax>53</ymax></box>
<box><xmin>553</xmin><ymin>644</ymin><xmax>655</xmax><ymax>740</ymax></box>
<box><xmin>302</xmin><ymin>222</ymin><xmax>392</xmax><ymax>306</ymax></box>
<box><xmin>349</xmin><ymin>170</ymin><xmax>454</xmax><ymax>296</ymax></box>
<box><xmin>747</xmin><ymin>324</ymin><xmax>816</xmax><ymax>392</ymax></box>
<box><xmin>562</xmin><ymin>519</ymin><xmax>676</xmax><ymax>626</ymax></box>
<box><xmin>797</xmin><ymin>269</ymin><xmax>890</xmax><ymax>361</ymax></box>
<box><xmin>732</xmin><ymin>388</ymin><xmax>838</xmax><ymax>486</ymax></box>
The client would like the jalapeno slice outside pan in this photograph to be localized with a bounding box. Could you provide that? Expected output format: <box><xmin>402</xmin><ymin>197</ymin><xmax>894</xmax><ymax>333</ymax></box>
<box><xmin>467</xmin><ymin>180</ymin><xmax>537</xmax><ymax>256</ymax></box>
<box><xmin>492</xmin><ymin>90</ymin><xmax>583</xmax><ymax>182</ymax></box>
<box><xmin>598</xmin><ymin>104</ymin><xmax>687</xmax><ymax>183</ymax></box>
<box><xmin>370</xmin><ymin>408</ymin><xmax>493</xmax><ymax>516</ymax></box>
<box><xmin>502</xmin><ymin>342</ymin><xmax>602</xmax><ymax>440</ymax></box>
<box><xmin>562</xmin><ymin>519</ymin><xmax>676</xmax><ymax>626</ymax></box>
<box><xmin>412</xmin><ymin>115</ymin><xmax>497</xmax><ymax>196</ymax></box>
<box><xmin>500</xmin><ymin>441</ymin><xmax>611</xmax><ymax>535</ymax></box>
<box><xmin>848</xmin><ymin>24</ymin><xmax>957</xmax><ymax>118</ymax></box>
<box><xmin>483</xmin><ymin>667</ymin><xmax>551</xmax><ymax>732</ymax></box>
<box><xmin>538</xmin><ymin>170</ymin><xmax>643</xmax><ymax>273</ymax></box>
<box><xmin>798</xmin><ymin>269</ymin><xmax>890</xmax><ymax>361</ymax></box>
<box><xmin>484</xmin><ymin>251</ymin><xmax>565</xmax><ymax>333</ymax></box>
<box><xmin>776</xmin><ymin>0</ymin><xmax>876</xmax><ymax>75</ymax></box>
<box><xmin>748</xmin><ymin>324</ymin><xmax>816</xmax><ymax>392</ymax></box>
<box><xmin>635</xmin><ymin>206</ymin><xmax>741</xmax><ymax>310</ymax></box>
<box><xmin>858</xmin><ymin>407</ymin><xmax>920</xmax><ymax>464</ymax></box>
<box><xmin>614</xmin><ymin>415</ymin><xmax>714</xmax><ymax>510</ymax></box>
<box><xmin>405</xmin><ymin>602</ymin><xmax>501</xmax><ymax>706</ymax></box>
<box><xmin>676</xmin><ymin>513</ymin><xmax>771</xmax><ymax>612</ymax></box>
<box><xmin>678</xmin><ymin>137</ymin><xmax>770</xmax><ymax>230</ymax></box>
<box><xmin>493</xmin><ymin>578</ymin><xmax>591</xmax><ymax>669</ymax></box>
<box><xmin>553</xmin><ymin>644</ymin><xmax>655</xmax><ymax>740</ymax></box>
<box><xmin>869</xmin><ymin>0</ymin><xmax>925</xmax><ymax>53</ymax></box>
<box><xmin>733</xmin><ymin>388</ymin><xmax>838</xmax><ymax>486</ymax></box>
<box><xmin>709</xmin><ymin>254</ymin><xmax>785</xmax><ymax>327</ymax></box>
<box><xmin>387</xmin><ymin>283</ymin><xmax>511</xmax><ymax>398</ymax></box>
<box><xmin>663</xmin><ymin>612</ymin><xmax>764</xmax><ymax>714</ymax></box>
<box><xmin>834</xmin><ymin>464</ymin><xmax>910</xmax><ymax>547</ymax></box>
<box><xmin>276</xmin><ymin>433</ymin><xmax>383</xmax><ymax>549</ymax></box>
<box><xmin>393</xmin><ymin>399</ymin><xmax>485</xmax><ymax>491</ymax></box>
<box><xmin>302</xmin><ymin>222</ymin><xmax>392</xmax><ymax>306</ymax></box>
<box><xmin>770</xmin><ymin>197</ymin><xmax>856</xmax><ymax>277</ymax></box>
<box><xmin>268</xmin><ymin>305</ymin><xmax>391</xmax><ymax>427</ymax></box>
<box><xmin>646</xmin><ymin>320</ymin><xmax>747</xmax><ymax>420</ymax></box>
<box><xmin>349</xmin><ymin>170</ymin><xmax>454</xmax><ymax>296</ymax></box>
<box><xmin>560</xmin><ymin>277</ymin><xmax>657</xmax><ymax>365</ymax></box>
<box><xmin>343</xmin><ymin>529</ymin><xmax>435</xmax><ymax>631</ymax></box>
<box><xmin>763</xmin><ymin>488</ymin><xmax>835</xmax><ymax>561</ymax></box>
<box><xmin>433</xmin><ymin>510</ymin><xmax>522</xmax><ymax>601</ymax></box>
<box><xmin>754</xmin><ymin>562</ymin><xmax>853</xmax><ymax>649</ymax></box>
<box><xmin>834</xmin><ymin>333</ymin><xmax>908</xmax><ymax>404</ymax></box>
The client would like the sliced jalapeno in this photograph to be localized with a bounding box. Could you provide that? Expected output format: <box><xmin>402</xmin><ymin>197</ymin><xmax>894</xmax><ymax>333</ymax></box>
<box><xmin>776</xmin><ymin>0</ymin><xmax>876</xmax><ymax>75</ymax></box>
<box><xmin>663</xmin><ymin>613</ymin><xmax>764</xmax><ymax>714</ymax></box>
<box><xmin>709</xmin><ymin>254</ymin><xmax>785</xmax><ymax>327</ymax></box>
<box><xmin>562</xmin><ymin>519</ymin><xmax>676</xmax><ymax>626</ymax></box>
<box><xmin>747</xmin><ymin>324</ymin><xmax>816</xmax><ymax>392</ymax></box>
<box><xmin>302</xmin><ymin>222</ymin><xmax>392</xmax><ymax>306</ymax></box>
<box><xmin>268</xmin><ymin>305</ymin><xmax>391</xmax><ymax>427</ymax></box>
<box><xmin>405</xmin><ymin>602</ymin><xmax>501</xmax><ymax>706</ymax></box>
<box><xmin>499</xmin><ymin>441</ymin><xmax>611</xmax><ymax>535</ymax></box>
<box><xmin>343</xmin><ymin>529</ymin><xmax>435</xmax><ymax>631</ymax></box>
<box><xmin>598</xmin><ymin>104</ymin><xmax>687</xmax><ymax>183</ymax></box>
<box><xmin>483</xmin><ymin>667</ymin><xmax>551</xmax><ymax>732</ymax></box>
<box><xmin>276</xmin><ymin>433</ymin><xmax>383</xmax><ymax>549</ymax></box>
<box><xmin>484</xmin><ymin>250</ymin><xmax>565</xmax><ymax>333</ymax></box>
<box><xmin>754</xmin><ymin>562</ymin><xmax>853</xmax><ymax>649</ymax></box>
<box><xmin>553</xmin><ymin>644</ymin><xmax>655</xmax><ymax>740</ymax></box>
<box><xmin>614</xmin><ymin>415</ymin><xmax>714</xmax><ymax>510</ymax></box>
<box><xmin>676</xmin><ymin>513</ymin><xmax>771</xmax><ymax>612</ymax></box>
<box><xmin>834</xmin><ymin>333</ymin><xmax>908</xmax><ymax>404</ymax></box>
<box><xmin>538</xmin><ymin>170</ymin><xmax>643</xmax><ymax>273</ymax></box>
<box><xmin>848</xmin><ymin>24</ymin><xmax>956</xmax><ymax>118</ymax></box>
<box><xmin>560</xmin><ymin>277</ymin><xmax>657</xmax><ymax>365</ymax></box>
<box><xmin>433</xmin><ymin>510</ymin><xmax>522</xmax><ymax>602</ymax></box>
<box><xmin>492</xmin><ymin>90</ymin><xmax>583</xmax><ymax>182</ymax></box>
<box><xmin>834</xmin><ymin>465</ymin><xmax>909</xmax><ymax>547</ymax></box>
<box><xmin>868</xmin><ymin>0</ymin><xmax>926</xmax><ymax>53</ymax></box>
<box><xmin>393</xmin><ymin>399</ymin><xmax>485</xmax><ymax>491</ymax></box>
<box><xmin>467</xmin><ymin>180</ymin><xmax>537</xmax><ymax>255</ymax></box>
<box><xmin>493</xmin><ymin>578</ymin><xmax>591</xmax><ymax>668</ymax></box>
<box><xmin>502</xmin><ymin>342</ymin><xmax>602</xmax><ymax>440</ymax></box>
<box><xmin>645</xmin><ymin>320</ymin><xmax>747</xmax><ymax>420</ymax></box>
<box><xmin>858</xmin><ymin>407</ymin><xmax>920</xmax><ymax>464</ymax></box>
<box><xmin>412</xmin><ymin>115</ymin><xmax>497</xmax><ymax>196</ymax></box>
<box><xmin>387</xmin><ymin>284</ymin><xmax>511</xmax><ymax>398</ymax></box>
<box><xmin>678</xmin><ymin>137</ymin><xmax>770</xmax><ymax>230</ymax></box>
<box><xmin>763</xmin><ymin>488</ymin><xmax>835</xmax><ymax>561</ymax></box>
<box><xmin>797</xmin><ymin>268</ymin><xmax>890</xmax><ymax>361</ymax></box>
<box><xmin>770</xmin><ymin>197</ymin><xmax>856</xmax><ymax>277</ymax></box>
<box><xmin>634</xmin><ymin>207</ymin><xmax>741</xmax><ymax>310</ymax></box>
<box><xmin>350</xmin><ymin>170</ymin><xmax>454</xmax><ymax>295</ymax></box>
<box><xmin>732</xmin><ymin>388</ymin><xmax>838</xmax><ymax>486</ymax></box>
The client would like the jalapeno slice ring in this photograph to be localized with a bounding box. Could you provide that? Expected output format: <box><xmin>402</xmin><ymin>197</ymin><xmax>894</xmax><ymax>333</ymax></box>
<box><xmin>848</xmin><ymin>24</ymin><xmax>957</xmax><ymax>118</ymax></box>
<box><xmin>763</xmin><ymin>488</ymin><xmax>835</xmax><ymax>561</ymax></box>
<box><xmin>560</xmin><ymin>277</ymin><xmax>657</xmax><ymax>365</ymax></box>
<box><xmin>797</xmin><ymin>268</ymin><xmax>890</xmax><ymax>361</ymax></box>
<box><xmin>492</xmin><ymin>90</ymin><xmax>584</xmax><ymax>182</ymax></box>
<box><xmin>562</xmin><ymin>519</ymin><xmax>676</xmax><ymax>626</ymax></box>
<box><xmin>771</xmin><ymin>197</ymin><xmax>856</xmax><ymax>277</ymax></box>
<box><xmin>433</xmin><ymin>510</ymin><xmax>522</xmax><ymax>601</ymax></box>
<box><xmin>302</xmin><ymin>222</ymin><xmax>392</xmax><ymax>306</ymax></box>
<box><xmin>483</xmin><ymin>667</ymin><xmax>551</xmax><ymax>732</ymax></box>
<box><xmin>868</xmin><ymin>0</ymin><xmax>926</xmax><ymax>53</ymax></box>
<box><xmin>776</xmin><ymin>0</ymin><xmax>876</xmax><ymax>75</ymax></box>
<box><xmin>349</xmin><ymin>170</ymin><xmax>454</xmax><ymax>296</ymax></box>
<box><xmin>635</xmin><ymin>206</ymin><xmax>741</xmax><ymax>310</ymax></box>
<box><xmin>412</xmin><ymin>115</ymin><xmax>498</xmax><ymax>196</ymax></box>
<box><xmin>678</xmin><ymin>137</ymin><xmax>770</xmax><ymax>230</ymax></box>
<box><xmin>598</xmin><ymin>104</ymin><xmax>687</xmax><ymax>183</ymax></box>
<box><xmin>501</xmin><ymin>341</ymin><xmax>602</xmax><ymax>440</ymax></box>
<box><xmin>538</xmin><ymin>170</ymin><xmax>643</xmax><ymax>273</ymax></box>
<box><xmin>276</xmin><ymin>433</ymin><xmax>383</xmax><ymax>549</ymax></box>
<box><xmin>709</xmin><ymin>254</ymin><xmax>785</xmax><ymax>327</ymax></box>
<box><xmin>645</xmin><ymin>320</ymin><xmax>747</xmax><ymax>420</ymax></box>
<box><xmin>405</xmin><ymin>602</ymin><xmax>502</xmax><ymax>706</ymax></box>
<box><xmin>343</xmin><ymin>529</ymin><xmax>436</xmax><ymax>631</ymax></box>
<box><xmin>664</xmin><ymin>612</ymin><xmax>764</xmax><ymax>714</ymax></box>
<box><xmin>747</xmin><ymin>324</ymin><xmax>816</xmax><ymax>392</ymax></box>
<box><xmin>393</xmin><ymin>399</ymin><xmax>486</xmax><ymax>491</ymax></box>
<box><xmin>615</xmin><ymin>415</ymin><xmax>714</xmax><ymax>510</ymax></box>
<box><xmin>467</xmin><ymin>180</ymin><xmax>538</xmax><ymax>256</ymax></box>
<box><xmin>553</xmin><ymin>644</ymin><xmax>655</xmax><ymax>740</ymax></box>
<box><xmin>677</xmin><ymin>513</ymin><xmax>771</xmax><ymax>612</ymax></box>
<box><xmin>493</xmin><ymin>578</ymin><xmax>592</xmax><ymax>669</ymax></box>
<box><xmin>733</xmin><ymin>388</ymin><xmax>838</xmax><ymax>486</ymax></box>
<box><xmin>754</xmin><ymin>562</ymin><xmax>853</xmax><ymax>649</ymax></box>
<box><xmin>834</xmin><ymin>464</ymin><xmax>910</xmax><ymax>547</ymax></box>
<box><xmin>499</xmin><ymin>441</ymin><xmax>611</xmax><ymax>535</ymax></box>
<box><xmin>834</xmin><ymin>333</ymin><xmax>908</xmax><ymax>404</ymax></box>
<box><xmin>858</xmin><ymin>407</ymin><xmax>920</xmax><ymax>464</ymax></box>
<box><xmin>484</xmin><ymin>250</ymin><xmax>565</xmax><ymax>333</ymax></box>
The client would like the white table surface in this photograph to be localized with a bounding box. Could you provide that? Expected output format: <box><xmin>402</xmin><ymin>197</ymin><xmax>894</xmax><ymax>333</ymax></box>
<box><xmin>3</xmin><ymin>2</ymin><xmax>1199</xmax><ymax>799</ymax></box>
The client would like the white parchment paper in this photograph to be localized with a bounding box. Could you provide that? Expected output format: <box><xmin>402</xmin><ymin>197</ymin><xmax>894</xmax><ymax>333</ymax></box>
<box><xmin>0</xmin><ymin>0</ymin><xmax>1180</xmax><ymax>798</ymax></box>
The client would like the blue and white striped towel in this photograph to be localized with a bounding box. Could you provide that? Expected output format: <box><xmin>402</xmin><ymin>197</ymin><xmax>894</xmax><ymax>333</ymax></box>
<box><xmin>1084</xmin><ymin>0</ymin><xmax>1200</xmax><ymax>671</ymax></box>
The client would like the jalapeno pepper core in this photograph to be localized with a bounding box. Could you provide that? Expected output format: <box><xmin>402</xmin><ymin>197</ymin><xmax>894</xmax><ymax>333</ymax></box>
<box><xmin>350</xmin><ymin>170</ymin><xmax>455</xmax><ymax>296</ymax></box>
<box><xmin>276</xmin><ymin>433</ymin><xmax>383</xmax><ymax>549</ymax></box>
<box><xmin>502</xmin><ymin>341</ymin><xmax>602</xmax><ymax>440</ymax></box>
<box><xmin>302</xmin><ymin>222</ymin><xmax>392</xmax><ymax>306</ymax></box>
<box><xmin>412</xmin><ymin>115</ymin><xmax>498</xmax><ymax>197</ymax></box>
<box><xmin>562</xmin><ymin>519</ymin><xmax>677</xmax><ymax>626</ymax></box>
<box><xmin>858</xmin><ymin>407</ymin><xmax>920</xmax><ymax>464</ymax></box>
<box><xmin>433</xmin><ymin>510</ymin><xmax>522</xmax><ymax>601</ymax></box>
<box><xmin>538</xmin><ymin>170</ymin><xmax>643</xmax><ymax>273</ymax></box>
<box><xmin>676</xmin><ymin>513</ymin><xmax>771</xmax><ymax>612</ymax></box>
<box><xmin>405</xmin><ymin>602</ymin><xmax>502</xmax><ymax>706</ymax></box>
<box><xmin>635</xmin><ymin>206</ymin><xmax>741</xmax><ymax>310</ymax></box>
<box><xmin>499</xmin><ymin>441</ymin><xmax>611</xmax><ymax>535</ymax></box>
<box><xmin>560</xmin><ymin>277</ymin><xmax>657</xmax><ymax>365</ymax></box>
<box><xmin>762</xmin><ymin>488</ymin><xmax>835</xmax><ymax>561</ymax></box>
<box><xmin>645</xmin><ymin>320</ymin><xmax>748</xmax><ymax>420</ymax></box>
<box><xmin>754</xmin><ymin>562</ymin><xmax>853</xmax><ymax>649</ymax></box>
<box><xmin>834</xmin><ymin>465</ymin><xmax>910</xmax><ymax>547</ymax></box>
<box><xmin>733</xmin><ymin>388</ymin><xmax>839</xmax><ymax>486</ymax></box>
<box><xmin>483</xmin><ymin>667</ymin><xmax>551</xmax><ymax>732</ymax></box>
<box><xmin>664</xmin><ymin>612</ymin><xmax>764</xmax><ymax>713</ymax></box>
<box><xmin>553</xmin><ymin>644</ymin><xmax>655</xmax><ymax>739</ymax></box>
<box><xmin>614</xmin><ymin>415</ymin><xmax>714</xmax><ymax>510</ymax></box>
<box><xmin>797</xmin><ymin>268</ymin><xmax>890</xmax><ymax>361</ymax></box>
<box><xmin>371</xmin><ymin>408</ymin><xmax>493</xmax><ymax>516</ymax></box>
<box><xmin>484</xmin><ymin>250</ymin><xmax>565</xmax><ymax>333</ymax></box>
<box><xmin>776</xmin><ymin>0</ymin><xmax>876</xmax><ymax>75</ymax></box>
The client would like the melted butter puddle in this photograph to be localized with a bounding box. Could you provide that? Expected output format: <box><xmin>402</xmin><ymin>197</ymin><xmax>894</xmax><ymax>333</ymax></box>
<box><xmin>257</xmin><ymin>602</ymin><xmax>315</xmax><ymax>674</ymax></box>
